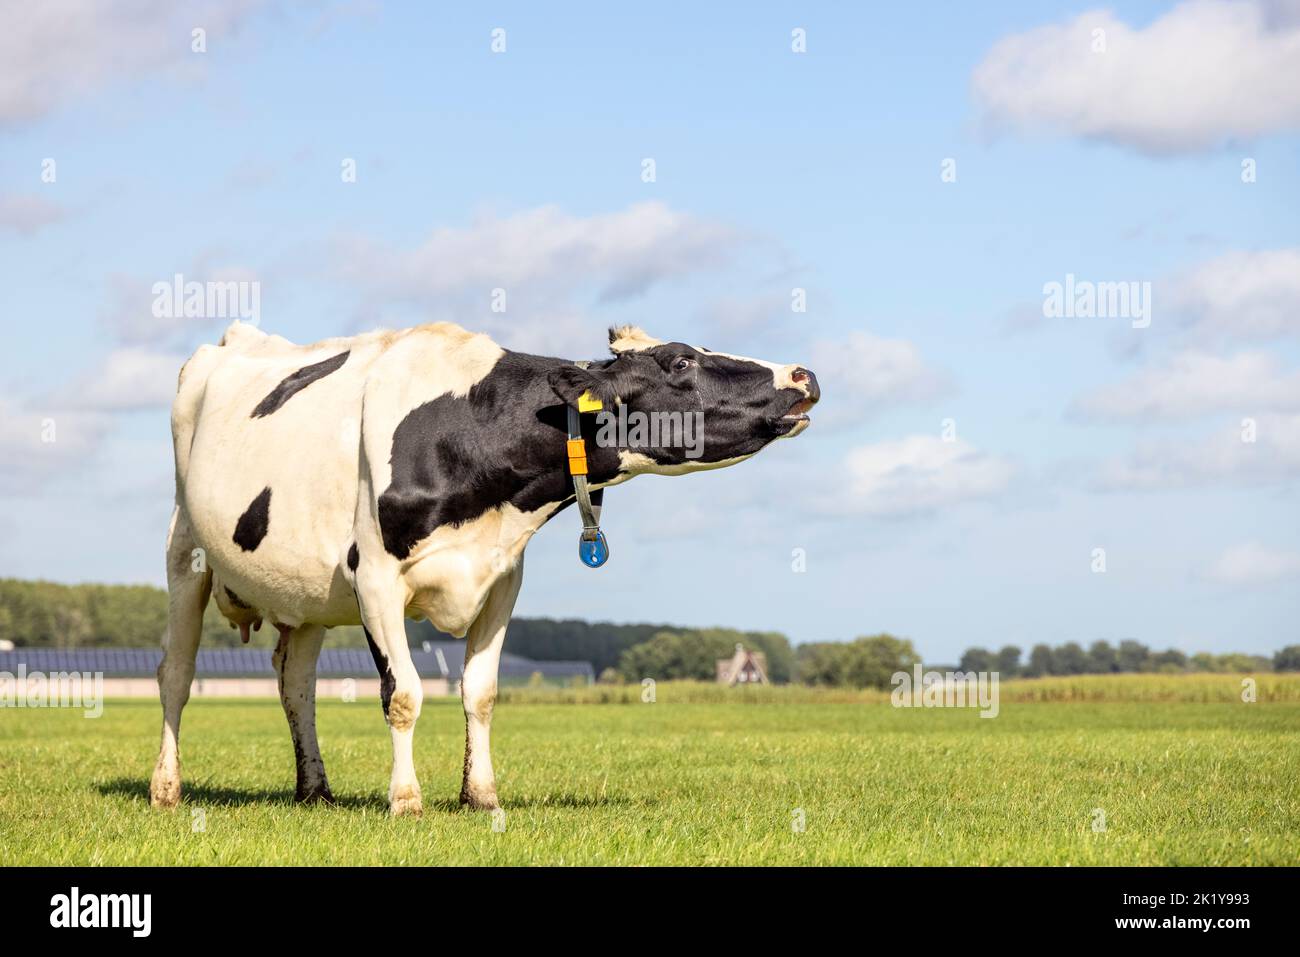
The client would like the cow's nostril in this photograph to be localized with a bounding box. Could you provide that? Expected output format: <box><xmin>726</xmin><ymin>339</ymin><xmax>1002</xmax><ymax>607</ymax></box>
<box><xmin>791</xmin><ymin>367</ymin><xmax>820</xmax><ymax>402</ymax></box>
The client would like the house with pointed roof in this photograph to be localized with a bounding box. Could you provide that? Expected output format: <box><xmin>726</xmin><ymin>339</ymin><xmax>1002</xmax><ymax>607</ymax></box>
<box><xmin>716</xmin><ymin>643</ymin><xmax>769</xmax><ymax>686</ymax></box>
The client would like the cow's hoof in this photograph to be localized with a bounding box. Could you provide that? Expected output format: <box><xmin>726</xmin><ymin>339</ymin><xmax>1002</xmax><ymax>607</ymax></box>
<box><xmin>295</xmin><ymin>785</ymin><xmax>335</xmax><ymax>805</ymax></box>
<box><xmin>149</xmin><ymin>771</ymin><xmax>181</xmax><ymax>810</ymax></box>
<box><xmin>390</xmin><ymin>786</ymin><xmax>423</xmax><ymax>818</ymax></box>
<box><xmin>460</xmin><ymin>788</ymin><xmax>500</xmax><ymax>812</ymax></box>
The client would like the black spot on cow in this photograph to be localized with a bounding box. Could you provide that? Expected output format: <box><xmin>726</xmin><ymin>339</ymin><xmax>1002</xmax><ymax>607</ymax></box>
<box><xmin>376</xmin><ymin>353</ymin><xmax>608</xmax><ymax>559</ymax></box>
<box><xmin>233</xmin><ymin>487</ymin><xmax>272</xmax><ymax>551</ymax></box>
<box><xmin>364</xmin><ymin>626</ymin><xmax>395</xmax><ymax>719</ymax></box>
<box><xmin>346</xmin><ymin>542</ymin><xmax>359</xmax><ymax>572</ymax></box>
<box><xmin>224</xmin><ymin>586</ymin><xmax>251</xmax><ymax>609</ymax></box>
<box><xmin>250</xmin><ymin>350</ymin><xmax>350</xmax><ymax>418</ymax></box>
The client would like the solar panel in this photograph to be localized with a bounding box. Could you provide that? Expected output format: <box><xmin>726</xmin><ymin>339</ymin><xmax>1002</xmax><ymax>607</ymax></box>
<box><xmin>0</xmin><ymin>645</ymin><xmax>593</xmax><ymax>681</ymax></box>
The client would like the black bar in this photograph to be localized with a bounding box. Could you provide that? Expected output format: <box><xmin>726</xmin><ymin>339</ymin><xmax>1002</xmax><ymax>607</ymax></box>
<box><xmin>0</xmin><ymin>866</ymin><xmax>1286</xmax><ymax>942</ymax></box>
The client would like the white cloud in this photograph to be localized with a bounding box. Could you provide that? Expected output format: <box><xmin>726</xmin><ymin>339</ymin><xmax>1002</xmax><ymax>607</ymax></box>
<box><xmin>0</xmin><ymin>0</ymin><xmax>269</xmax><ymax>125</ymax></box>
<box><xmin>47</xmin><ymin>348</ymin><xmax>186</xmax><ymax>412</ymax></box>
<box><xmin>806</xmin><ymin>331</ymin><xmax>949</xmax><ymax>426</ymax></box>
<box><xmin>332</xmin><ymin>201</ymin><xmax>751</xmax><ymax>357</ymax></box>
<box><xmin>0</xmin><ymin>194</ymin><xmax>66</xmax><ymax>236</ymax></box>
<box><xmin>1094</xmin><ymin>412</ymin><xmax>1300</xmax><ymax>490</ymax></box>
<box><xmin>1004</xmin><ymin>247</ymin><xmax>1300</xmax><ymax>343</ymax></box>
<box><xmin>841</xmin><ymin>435</ymin><xmax>1014</xmax><ymax>517</ymax></box>
<box><xmin>1166</xmin><ymin>248</ymin><xmax>1300</xmax><ymax>341</ymax></box>
<box><xmin>1204</xmin><ymin>542</ymin><xmax>1300</xmax><ymax>585</ymax></box>
<box><xmin>332</xmin><ymin>201</ymin><xmax>741</xmax><ymax>308</ymax></box>
<box><xmin>1072</xmin><ymin>350</ymin><xmax>1300</xmax><ymax>421</ymax></box>
<box><xmin>972</xmin><ymin>0</ymin><xmax>1300</xmax><ymax>154</ymax></box>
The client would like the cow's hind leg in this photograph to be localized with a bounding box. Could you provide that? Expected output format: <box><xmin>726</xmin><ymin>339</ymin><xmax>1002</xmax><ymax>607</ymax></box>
<box><xmin>150</xmin><ymin>507</ymin><xmax>211</xmax><ymax>809</ymax></box>
<box><xmin>272</xmin><ymin>623</ymin><xmax>333</xmax><ymax>803</ymax></box>
<box><xmin>460</xmin><ymin>561</ymin><xmax>524</xmax><ymax>811</ymax></box>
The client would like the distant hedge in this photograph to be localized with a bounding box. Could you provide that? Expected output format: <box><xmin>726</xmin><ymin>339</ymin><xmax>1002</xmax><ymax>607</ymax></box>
<box><xmin>410</xmin><ymin>617</ymin><xmax>675</xmax><ymax>676</ymax></box>
<box><xmin>955</xmin><ymin>640</ymin><xmax>1289</xmax><ymax>677</ymax></box>
<box><xmin>6</xmin><ymin>578</ymin><xmax>1288</xmax><ymax>682</ymax></box>
<box><xmin>0</xmin><ymin>579</ymin><xmax>792</xmax><ymax>675</ymax></box>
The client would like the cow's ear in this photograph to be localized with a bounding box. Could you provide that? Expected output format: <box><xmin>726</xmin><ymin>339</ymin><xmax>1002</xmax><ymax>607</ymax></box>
<box><xmin>608</xmin><ymin>325</ymin><xmax>663</xmax><ymax>355</ymax></box>
<box><xmin>548</xmin><ymin>365</ymin><xmax>620</xmax><ymax>409</ymax></box>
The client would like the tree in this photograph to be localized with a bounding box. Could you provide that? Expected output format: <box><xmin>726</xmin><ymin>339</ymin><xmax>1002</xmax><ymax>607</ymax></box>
<box><xmin>795</xmin><ymin>634</ymin><xmax>918</xmax><ymax>689</ymax></box>
<box><xmin>959</xmin><ymin>647</ymin><xmax>995</xmax><ymax>673</ymax></box>
<box><xmin>843</xmin><ymin>634</ymin><xmax>919</xmax><ymax>689</ymax></box>
<box><xmin>1055</xmin><ymin>642</ymin><xmax>1088</xmax><ymax>674</ymax></box>
<box><xmin>1214</xmin><ymin>652</ymin><xmax>1266</xmax><ymax>673</ymax></box>
<box><xmin>795</xmin><ymin>642</ymin><xmax>850</xmax><ymax>687</ymax></box>
<box><xmin>1274</xmin><ymin>646</ymin><xmax>1300</xmax><ymax>672</ymax></box>
<box><xmin>1151</xmin><ymin>649</ymin><xmax>1188</xmax><ymax>673</ymax></box>
<box><xmin>1087</xmin><ymin>641</ymin><xmax>1118</xmax><ymax>674</ymax></box>
<box><xmin>1116</xmin><ymin>640</ymin><xmax>1151</xmax><ymax>673</ymax></box>
<box><xmin>618</xmin><ymin>631</ymin><xmax>725</xmax><ymax>681</ymax></box>
<box><xmin>995</xmin><ymin>645</ymin><xmax>1022</xmax><ymax>677</ymax></box>
<box><xmin>1025</xmin><ymin>644</ymin><xmax>1055</xmax><ymax>677</ymax></box>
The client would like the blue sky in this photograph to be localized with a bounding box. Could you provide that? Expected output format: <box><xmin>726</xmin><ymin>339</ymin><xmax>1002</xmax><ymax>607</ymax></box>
<box><xmin>2</xmin><ymin>0</ymin><xmax>1298</xmax><ymax>660</ymax></box>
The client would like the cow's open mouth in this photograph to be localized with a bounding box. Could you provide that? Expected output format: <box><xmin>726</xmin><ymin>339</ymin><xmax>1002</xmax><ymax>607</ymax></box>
<box><xmin>782</xmin><ymin>397</ymin><xmax>815</xmax><ymax>421</ymax></box>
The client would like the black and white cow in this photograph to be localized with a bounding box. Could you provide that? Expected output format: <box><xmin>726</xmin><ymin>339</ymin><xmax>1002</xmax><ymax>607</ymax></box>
<box><xmin>150</xmin><ymin>321</ymin><xmax>819</xmax><ymax>815</ymax></box>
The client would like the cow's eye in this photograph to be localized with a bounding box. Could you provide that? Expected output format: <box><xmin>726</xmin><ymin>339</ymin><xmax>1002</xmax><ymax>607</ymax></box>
<box><xmin>671</xmin><ymin>356</ymin><xmax>695</xmax><ymax>373</ymax></box>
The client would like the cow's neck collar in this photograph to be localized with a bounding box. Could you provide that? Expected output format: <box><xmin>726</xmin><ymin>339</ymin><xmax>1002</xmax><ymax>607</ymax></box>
<box><xmin>564</xmin><ymin>361</ymin><xmax>610</xmax><ymax>568</ymax></box>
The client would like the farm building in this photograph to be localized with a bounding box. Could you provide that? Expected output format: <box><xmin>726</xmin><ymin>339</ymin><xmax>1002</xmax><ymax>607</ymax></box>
<box><xmin>716</xmin><ymin>643</ymin><xmax>769</xmax><ymax>685</ymax></box>
<box><xmin>0</xmin><ymin>641</ymin><xmax>593</xmax><ymax>699</ymax></box>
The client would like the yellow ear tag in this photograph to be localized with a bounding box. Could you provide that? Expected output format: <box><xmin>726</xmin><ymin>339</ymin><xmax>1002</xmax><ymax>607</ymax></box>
<box><xmin>577</xmin><ymin>391</ymin><xmax>603</xmax><ymax>413</ymax></box>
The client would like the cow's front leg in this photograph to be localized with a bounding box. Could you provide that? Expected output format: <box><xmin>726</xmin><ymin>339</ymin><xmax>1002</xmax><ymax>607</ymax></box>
<box><xmin>272</xmin><ymin>623</ymin><xmax>333</xmax><ymax>803</ymax></box>
<box><xmin>460</xmin><ymin>561</ymin><xmax>524</xmax><ymax>811</ymax></box>
<box><xmin>356</xmin><ymin>584</ymin><xmax>424</xmax><ymax>816</ymax></box>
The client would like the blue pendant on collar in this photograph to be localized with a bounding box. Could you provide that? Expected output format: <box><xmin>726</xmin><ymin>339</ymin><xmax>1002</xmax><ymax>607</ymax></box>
<box><xmin>578</xmin><ymin>529</ymin><xmax>609</xmax><ymax>568</ymax></box>
<box><xmin>566</xmin><ymin>368</ymin><xmax>610</xmax><ymax>568</ymax></box>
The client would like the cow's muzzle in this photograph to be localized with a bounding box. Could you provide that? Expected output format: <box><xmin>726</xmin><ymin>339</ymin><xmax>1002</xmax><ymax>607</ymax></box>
<box><xmin>783</xmin><ymin>367</ymin><xmax>820</xmax><ymax>421</ymax></box>
<box><xmin>790</xmin><ymin>367</ymin><xmax>819</xmax><ymax>402</ymax></box>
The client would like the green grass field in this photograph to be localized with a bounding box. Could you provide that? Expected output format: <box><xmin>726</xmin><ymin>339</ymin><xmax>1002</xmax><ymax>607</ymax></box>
<box><xmin>2</xmin><ymin>678</ymin><xmax>1297</xmax><ymax>865</ymax></box>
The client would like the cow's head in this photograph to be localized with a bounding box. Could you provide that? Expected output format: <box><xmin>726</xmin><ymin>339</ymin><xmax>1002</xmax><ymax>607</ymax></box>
<box><xmin>548</xmin><ymin>325</ymin><xmax>820</xmax><ymax>473</ymax></box>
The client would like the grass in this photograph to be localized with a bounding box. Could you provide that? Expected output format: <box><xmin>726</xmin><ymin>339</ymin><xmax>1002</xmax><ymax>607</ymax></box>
<box><xmin>1</xmin><ymin>677</ymin><xmax>1297</xmax><ymax>865</ymax></box>
<box><xmin>501</xmin><ymin>673</ymin><xmax>1300</xmax><ymax>704</ymax></box>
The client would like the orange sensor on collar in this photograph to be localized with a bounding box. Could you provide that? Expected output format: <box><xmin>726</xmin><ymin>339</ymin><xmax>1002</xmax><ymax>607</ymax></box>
<box><xmin>566</xmin><ymin>438</ymin><xmax>588</xmax><ymax>475</ymax></box>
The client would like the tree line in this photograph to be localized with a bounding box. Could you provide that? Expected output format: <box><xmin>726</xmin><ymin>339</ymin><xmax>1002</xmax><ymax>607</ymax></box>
<box><xmin>954</xmin><ymin>640</ymin><xmax>1296</xmax><ymax>677</ymax></box>
<box><xmin>0</xmin><ymin>579</ymin><xmax>792</xmax><ymax>676</ymax></box>
<box><xmin>0</xmin><ymin>578</ymin><xmax>368</xmax><ymax>650</ymax></box>
<box><xmin>3</xmin><ymin>578</ymin><xmax>1294</xmax><ymax>685</ymax></box>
